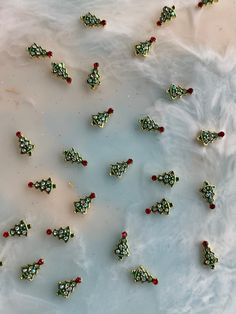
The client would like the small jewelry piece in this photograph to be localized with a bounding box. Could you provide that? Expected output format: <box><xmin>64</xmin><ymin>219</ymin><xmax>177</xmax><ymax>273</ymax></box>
<box><xmin>114</xmin><ymin>231</ymin><xmax>130</xmax><ymax>260</ymax></box>
<box><xmin>198</xmin><ymin>0</ymin><xmax>218</xmax><ymax>8</ymax></box>
<box><xmin>51</xmin><ymin>62</ymin><xmax>72</xmax><ymax>84</ymax></box>
<box><xmin>202</xmin><ymin>241</ymin><xmax>218</xmax><ymax>269</ymax></box>
<box><xmin>157</xmin><ymin>6</ymin><xmax>176</xmax><ymax>26</ymax></box>
<box><xmin>200</xmin><ymin>181</ymin><xmax>216</xmax><ymax>209</ymax></box>
<box><xmin>28</xmin><ymin>178</ymin><xmax>56</xmax><ymax>194</ymax></box>
<box><xmin>28</xmin><ymin>43</ymin><xmax>52</xmax><ymax>58</ymax></box>
<box><xmin>139</xmin><ymin>116</ymin><xmax>164</xmax><ymax>133</ymax></box>
<box><xmin>135</xmin><ymin>36</ymin><xmax>156</xmax><ymax>57</ymax></box>
<box><xmin>64</xmin><ymin>148</ymin><xmax>88</xmax><ymax>166</ymax></box>
<box><xmin>145</xmin><ymin>199</ymin><xmax>173</xmax><ymax>215</ymax></box>
<box><xmin>91</xmin><ymin>108</ymin><xmax>114</xmax><ymax>128</ymax></box>
<box><xmin>167</xmin><ymin>84</ymin><xmax>193</xmax><ymax>100</ymax></box>
<box><xmin>20</xmin><ymin>258</ymin><xmax>44</xmax><ymax>281</ymax></box>
<box><xmin>81</xmin><ymin>12</ymin><xmax>106</xmax><ymax>27</ymax></box>
<box><xmin>46</xmin><ymin>226</ymin><xmax>74</xmax><ymax>243</ymax></box>
<box><xmin>110</xmin><ymin>159</ymin><xmax>133</xmax><ymax>178</ymax></box>
<box><xmin>131</xmin><ymin>266</ymin><xmax>158</xmax><ymax>285</ymax></box>
<box><xmin>16</xmin><ymin>131</ymin><xmax>34</xmax><ymax>156</ymax></box>
<box><xmin>3</xmin><ymin>220</ymin><xmax>31</xmax><ymax>238</ymax></box>
<box><xmin>57</xmin><ymin>276</ymin><xmax>82</xmax><ymax>298</ymax></box>
<box><xmin>197</xmin><ymin>130</ymin><xmax>225</xmax><ymax>146</ymax></box>
<box><xmin>151</xmin><ymin>171</ymin><xmax>179</xmax><ymax>187</ymax></box>
<box><xmin>87</xmin><ymin>62</ymin><xmax>101</xmax><ymax>89</ymax></box>
<box><xmin>74</xmin><ymin>192</ymin><xmax>96</xmax><ymax>214</ymax></box>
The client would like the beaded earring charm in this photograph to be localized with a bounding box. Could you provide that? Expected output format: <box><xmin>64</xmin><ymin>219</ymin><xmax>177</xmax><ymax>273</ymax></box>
<box><xmin>139</xmin><ymin>116</ymin><xmax>164</xmax><ymax>133</ymax></box>
<box><xmin>151</xmin><ymin>171</ymin><xmax>179</xmax><ymax>187</ymax></box>
<box><xmin>16</xmin><ymin>131</ymin><xmax>34</xmax><ymax>156</ymax></box>
<box><xmin>28</xmin><ymin>43</ymin><xmax>52</xmax><ymax>58</ymax></box>
<box><xmin>135</xmin><ymin>37</ymin><xmax>156</xmax><ymax>57</ymax></box>
<box><xmin>114</xmin><ymin>231</ymin><xmax>130</xmax><ymax>260</ymax></box>
<box><xmin>167</xmin><ymin>84</ymin><xmax>193</xmax><ymax>100</ymax></box>
<box><xmin>46</xmin><ymin>226</ymin><xmax>74</xmax><ymax>243</ymax></box>
<box><xmin>157</xmin><ymin>6</ymin><xmax>176</xmax><ymax>26</ymax></box>
<box><xmin>200</xmin><ymin>181</ymin><xmax>216</xmax><ymax>209</ymax></box>
<box><xmin>28</xmin><ymin>178</ymin><xmax>56</xmax><ymax>194</ymax></box>
<box><xmin>64</xmin><ymin>148</ymin><xmax>88</xmax><ymax>167</ymax></box>
<box><xmin>81</xmin><ymin>12</ymin><xmax>106</xmax><ymax>27</ymax></box>
<box><xmin>57</xmin><ymin>276</ymin><xmax>82</xmax><ymax>298</ymax></box>
<box><xmin>74</xmin><ymin>192</ymin><xmax>96</xmax><ymax>214</ymax></box>
<box><xmin>51</xmin><ymin>62</ymin><xmax>72</xmax><ymax>84</ymax></box>
<box><xmin>87</xmin><ymin>62</ymin><xmax>101</xmax><ymax>89</ymax></box>
<box><xmin>198</xmin><ymin>0</ymin><xmax>218</xmax><ymax>8</ymax></box>
<box><xmin>145</xmin><ymin>199</ymin><xmax>173</xmax><ymax>215</ymax></box>
<box><xmin>197</xmin><ymin>130</ymin><xmax>225</xmax><ymax>146</ymax></box>
<box><xmin>110</xmin><ymin>159</ymin><xmax>133</xmax><ymax>178</ymax></box>
<box><xmin>131</xmin><ymin>266</ymin><xmax>158</xmax><ymax>285</ymax></box>
<box><xmin>202</xmin><ymin>241</ymin><xmax>218</xmax><ymax>269</ymax></box>
<box><xmin>3</xmin><ymin>220</ymin><xmax>31</xmax><ymax>238</ymax></box>
<box><xmin>91</xmin><ymin>108</ymin><xmax>114</xmax><ymax>128</ymax></box>
<box><xmin>20</xmin><ymin>258</ymin><xmax>44</xmax><ymax>281</ymax></box>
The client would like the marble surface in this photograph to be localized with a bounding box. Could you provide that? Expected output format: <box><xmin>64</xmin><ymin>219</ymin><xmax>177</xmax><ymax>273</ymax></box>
<box><xmin>0</xmin><ymin>0</ymin><xmax>236</xmax><ymax>313</ymax></box>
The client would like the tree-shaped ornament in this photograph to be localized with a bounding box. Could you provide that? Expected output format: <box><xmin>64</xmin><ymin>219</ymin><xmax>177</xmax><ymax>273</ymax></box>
<box><xmin>131</xmin><ymin>266</ymin><xmax>158</xmax><ymax>285</ymax></box>
<box><xmin>81</xmin><ymin>12</ymin><xmax>106</xmax><ymax>27</ymax></box>
<box><xmin>74</xmin><ymin>193</ymin><xmax>96</xmax><ymax>214</ymax></box>
<box><xmin>28</xmin><ymin>178</ymin><xmax>56</xmax><ymax>194</ymax></box>
<box><xmin>46</xmin><ymin>226</ymin><xmax>74</xmax><ymax>243</ymax></box>
<box><xmin>87</xmin><ymin>62</ymin><xmax>101</xmax><ymax>89</ymax></box>
<box><xmin>64</xmin><ymin>148</ymin><xmax>88</xmax><ymax>166</ymax></box>
<box><xmin>139</xmin><ymin>116</ymin><xmax>164</xmax><ymax>133</ymax></box>
<box><xmin>198</xmin><ymin>0</ymin><xmax>218</xmax><ymax>8</ymax></box>
<box><xmin>20</xmin><ymin>258</ymin><xmax>44</xmax><ymax>281</ymax></box>
<box><xmin>110</xmin><ymin>159</ymin><xmax>133</xmax><ymax>178</ymax></box>
<box><xmin>51</xmin><ymin>62</ymin><xmax>72</xmax><ymax>84</ymax></box>
<box><xmin>197</xmin><ymin>130</ymin><xmax>225</xmax><ymax>146</ymax></box>
<box><xmin>57</xmin><ymin>276</ymin><xmax>82</xmax><ymax>298</ymax></box>
<box><xmin>28</xmin><ymin>43</ymin><xmax>52</xmax><ymax>58</ymax></box>
<box><xmin>16</xmin><ymin>131</ymin><xmax>34</xmax><ymax>156</ymax></box>
<box><xmin>202</xmin><ymin>241</ymin><xmax>218</xmax><ymax>269</ymax></box>
<box><xmin>200</xmin><ymin>181</ymin><xmax>216</xmax><ymax>209</ymax></box>
<box><xmin>157</xmin><ymin>6</ymin><xmax>176</xmax><ymax>26</ymax></box>
<box><xmin>91</xmin><ymin>108</ymin><xmax>114</xmax><ymax>128</ymax></box>
<box><xmin>114</xmin><ymin>231</ymin><xmax>130</xmax><ymax>260</ymax></box>
<box><xmin>167</xmin><ymin>84</ymin><xmax>193</xmax><ymax>100</ymax></box>
<box><xmin>135</xmin><ymin>36</ymin><xmax>156</xmax><ymax>57</ymax></box>
<box><xmin>3</xmin><ymin>220</ymin><xmax>31</xmax><ymax>238</ymax></box>
<box><xmin>145</xmin><ymin>199</ymin><xmax>173</xmax><ymax>215</ymax></box>
<box><xmin>151</xmin><ymin>171</ymin><xmax>179</xmax><ymax>187</ymax></box>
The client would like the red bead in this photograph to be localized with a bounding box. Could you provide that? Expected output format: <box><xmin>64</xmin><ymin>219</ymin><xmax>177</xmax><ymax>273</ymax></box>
<box><xmin>46</xmin><ymin>229</ymin><xmax>52</xmax><ymax>235</ymax></box>
<box><xmin>209</xmin><ymin>203</ymin><xmax>215</xmax><ymax>209</ymax></box>
<box><xmin>152</xmin><ymin>278</ymin><xmax>158</xmax><ymax>285</ymax></box>
<box><xmin>159</xmin><ymin>126</ymin><xmax>165</xmax><ymax>133</ymax></box>
<box><xmin>100</xmin><ymin>20</ymin><xmax>106</xmax><ymax>26</ymax></box>
<box><xmin>218</xmin><ymin>131</ymin><xmax>225</xmax><ymax>138</ymax></box>
<box><xmin>151</xmin><ymin>175</ymin><xmax>157</xmax><ymax>181</ymax></box>
<box><xmin>187</xmin><ymin>88</ymin><xmax>193</xmax><ymax>94</ymax></box>
<box><xmin>145</xmin><ymin>208</ymin><xmax>151</xmax><ymax>215</ymax></box>
<box><xmin>202</xmin><ymin>241</ymin><xmax>208</xmax><ymax>247</ymax></box>
<box><xmin>94</xmin><ymin>62</ymin><xmax>99</xmax><ymax>69</ymax></box>
<box><xmin>107</xmin><ymin>108</ymin><xmax>114</xmax><ymax>114</ymax></box>
<box><xmin>149</xmin><ymin>36</ymin><xmax>156</xmax><ymax>43</ymax></box>
<box><xmin>28</xmin><ymin>182</ymin><xmax>34</xmax><ymax>188</ymax></box>
<box><xmin>198</xmin><ymin>2</ymin><xmax>203</xmax><ymax>7</ymax></box>
<box><xmin>47</xmin><ymin>51</ymin><xmax>53</xmax><ymax>58</ymax></box>
<box><xmin>3</xmin><ymin>231</ymin><xmax>9</xmax><ymax>238</ymax></box>
<box><xmin>16</xmin><ymin>131</ymin><xmax>21</xmax><ymax>137</ymax></box>
<box><xmin>66</xmin><ymin>77</ymin><xmax>72</xmax><ymax>84</ymax></box>
<box><xmin>121</xmin><ymin>231</ymin><xmax>127</xmax><ymax>238</ymax></box>
<box><xmin>82</xmin><ymin>160</ymin><xmax>88</xmax><ymax>167</ymax></box>
<box><xmin>157</xmin><ymin>21</ymin><xmax>162</xmax><ymax>26</ymax></box>
<box><xmin>75</xmin><ymin>277</ymin><xmax>82</xmax><ymax>284</ymax></box>
<box><xmin>90</xmin><ymin>192</ymin><xmax>96</xmax><ymax>199</ymax></box>
<box><xmin>127</xmin><ymin>159</ymin><xmax>133</xmax><ymax>165</ymax></box>
<box><xmin>37</xmin><ymin>259</ymin><xmax>44</xmax><ymax>265</ymax></box>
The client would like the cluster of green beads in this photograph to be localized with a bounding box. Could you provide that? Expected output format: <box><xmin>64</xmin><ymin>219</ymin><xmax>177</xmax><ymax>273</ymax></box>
<box><xmin>202</xmin><ymin>242</ymin><xmax>218</xmax><ymax>269</ymax></box>
<box><xmin>114</xmin><ymin>234</ymin><xmax>130</xmax><ymax>260</ymax></box>
<box><xmin>52</xmin><ymin>62</ymin><xmax>69</xmax><ymax>80</ymax></box>
<box><xmin>52</xmin><ymin>227</ymin><xmax>74</xmax><ymax>243</ymax></box>
<box><xmin>201</xmin><ymin>0</ymin><xmax>217</xmax><ymax>5</ymax></box>
<box><xmin>81</xmin><ymin>12</ymin><xmax>103</xmax><ymax>27</ymax></box>
<box><xmin>64</xmin><ymin>148</ymin><xmax>83</xmax><ymax>164</ymax></box>
<box><xmin>167</xmin><ymin>84</ymin><xmax>188</xmax><ymax>100</ymax></box>
<box><xmin>139</xmin><ymin>116</ymin><xmax>160</xmax><ymax>131</ymax></box>
<box><xmin>91</xmin><ymin>111</ymin><xmax>110</xmax><ymax>128</ymax></box>
<box><xmin>57</xmin><ymin>279</ymin><xmax>77</xmax><ymax>298</ymax></box>
<box><xmin>150</xmin><ymin>199</ymin><xmax>173</xmax><ymax>215</ymax></box>
<box><xmin>20</xmin><ymin>262</ymin><xmax>41</xmax><ymax>281</ymax></box>
<box><xmin>159</xmin><ymin>6</ymin><xmax>176</xmax><ymax>23</ymax></box>
<box><xmin>135</xmin><ymin>40</ymin><xmax>152</xmax><ymax>57</ymax></box>
<box><xmin>33</xmin><ymin>178</ymin><xmax>56</xmax><ymax>194</ymax></box>
<box><xmin>28</xmin><ymin>43</ymin><xmax>47</xmax><ymax>57</ymax></box>
<box><xmin>132</xmin><ymin>266</ymin><xmax>153</xmax><ymax>283</ymax></box>
<box><xmin>17</xmin><ymin>134</ymin><xmax>34</xmax><ymax>156</ymax></box>
<box><xmin>10</xmin><ymin>220</ymin><xmax>31</xmax><ymax>237</ymax></box>
<box><xmin>197</xmin><ymin>130</ymin><xmax>219</xmax><ymax>146</ymax></box>
<box><xmin>110</xmin><ymin>161</ymin><xmax>129</xmax><ymax>178</ymax></box>
<box><xmin>87</xmin><ymin>65</ymin><xmax>101</xmax><ymax>89</ymax></box>
<box><xmin>74</xmin><ymin>195</ymin><xmax>92</xmax><ymax>214</ymax></box>
<box><xmin>200</xmin><ymin>181</ymin><xmax>215</xmax><ymax>205</ymax></box>
<box><xmin>157</xmin><ymin>171</ymin><xmax>179</xmax><ymax>187</ymax></box>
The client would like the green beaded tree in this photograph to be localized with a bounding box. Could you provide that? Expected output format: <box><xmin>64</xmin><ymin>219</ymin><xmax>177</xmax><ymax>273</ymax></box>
<box><xmin>51</xmin><ymin>62</ymin><xmax>72</xmax><ymax>84</ymax></box>
<box><xmin>57</xmin><ymin>277</ymin><xmax>82</xmax><ymax>298</ymax></box>
<box><xmin>145</xmin><ymin>199</ymin><xmax>173</xmax><ymax>215</ymax></box>
<box><xmin>91</xmin><ymin>108</ymin><xmax>114</xmax><ymax>128</ymax></box>
<box><xmin>135</xmin><ymin>37</ymin><xmax>156</xmax><ymax>57</ymax></box>
<box><xmin>197</xmin><ymin>130</ymin><xmax>225</xmax><ymax>146</ymax></box>
<box><xmin>28</xmin><ymin>178</ymin><xmax>56</xmax><ymax>194</ymax></box>
<box><xmin>46</xmin><ymin>226</ymin><xmax>74</xmax><ymax>243</ymax></box>
<box><xmin>81</xmin><ymin>12</ymin><xmax>106</xmax><ymax>27</ymax></box>
<box><xmin>167</xmin><ymin>84</ymin><xmax>193</xmax><ymax>100</ymax></box>
<box><xmin>131</xmin><ymin>266</ymin><xmax>158</xmax><ymax>285</ymax></box>
<box><xmin>139</xmin><ymin>116</ymin><xmax>164</xmax><ymax>133</ymax></box>
<box><xmin>151</xmin><ymin>171</ymin><xmax>179</xmax><ymax>187</ymax></box>
<box><xmin>20</xmin><ymin>258</ymin><xmax>44</xmax><ymax>281</ymax></box>
<box><xmin>3</xmin><ymin>220</ymin><xmax>31</xmax><ymax>238</ymax></box>
<box><xmin>114</xmin><ymin>231</ymin><xmax>130</xmax><ymax>260</ymax></box>
<box><xmin>64</xmin><ymin>148</ymin><xmax>88</xmax><ymax>166</ymax></box>
<box><xmin>200</xmin><ymin>181</ymin><xmax>216</xmax><ymax>209</ymax></box>
<box><xmin>87</xmin><ymin>62</ymin><xmax>101</xmax><ymax>89</ymax></box>
<box><xmin>28</xmin><ymin>43</ymin><xmax>52</xmax><ymax>58</ymax></box>
<box><xmin>16</xmin><ymin>131</ymin><xmax>34</xmax><ymax>156</ymax></box>
<box><xmin>202</xmin><ymin>241</ymin><xmax>218</xmax><ymax>269</ymax></box>
<box><xmin>74</xmin><ymin>192</ymin><xmax>96</xmax><ymax>214</ymax></box>
<box><xmin>157</xmin><ymin>6</ymin><xmax>176</xmax><ymax>26</ymax></box>
<box><xmin>110</xmin><ymin>159</ymin><xmax>133</xmax><ymax>178</ymax></box>
<box><xmin>198</xmin><ymin>0</ymin><xmax>218</xmax><ymax>8</ymax></box>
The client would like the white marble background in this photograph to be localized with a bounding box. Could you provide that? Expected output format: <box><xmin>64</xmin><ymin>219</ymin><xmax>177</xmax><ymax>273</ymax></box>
<box><xmin>0</xmin><ymin>0</ymin><xmax>236</xmax><ymax>313</ymax></box>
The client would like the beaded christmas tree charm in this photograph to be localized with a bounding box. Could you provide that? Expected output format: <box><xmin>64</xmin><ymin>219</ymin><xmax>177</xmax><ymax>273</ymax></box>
<box><xmin>139</xmin><ymin>116</ymin><xmax>164</xmax><ymax>133</ymax></box>
<box><xmin>28</xmin><ymin>43</ymin><xmax>52</xmax><ymax>58</ymax></box>
<box><xmin>20</xmin><ymin>258</ymin><xmax>44</xmax><ymax>281</ymax></box>
<box><xmin>46</xmin><ymin>226</ymin><xmax>74</xmax><ymax>243</ymax></box>
<box><xmin>131</xmin><ymin>266</ymin><xmax>158</xmax><ymax>285</ymax></box>
<box><xmin>64</xmin><ymin>148</ymin><xmax>88</xmax><ymax>167</ymax></box>
<box><xmin>87</xmin><ymin>63</ymin><xmax>101</xmax><ymax>89</ymax></box>
<box><xmin>151</xmin><ymin>171</ymin><xmax>179</xmax><ymax>187</ymax></box>
<box><xmin>51</xmin><ymin>62</ymin><xmax>72</xmax><ymax>84</ymax></box>
<box><xmin>91</xmin><ymin>108</ymin><xmax>114</xmax><ymax>128</ymax></box>
<box><xmin>145</xmin><ymin>199</ymin><xmax>173</xmax><ymax>215</ymax></box>
<box><xmin>197</xmin><ymin>130</ymin><xmax>225</xmax><ymax>146</ymax></box>
<box><xmin>200</xmin><ymin>181</ymin><xmax>216</xmax><ymax>209</ymax></box>
<box><xmin>57</xmin><ymin>277</ymin><xmax>82</xmax><ymax>298</ymax></box>
<box><xmin>198</xmin><ymin>0</ymin><xmax>218</xmax><ymax>8</ymax></box>
<box><xmin>16</xmin><ymin>131</ymin><xmax>34</xmax><ymax>156</ymax></box>
<box><xmin>3</xmin><ymin>220</ymin><xmax>31</xmax><ymax>238</ymax></box>
<box><xmin>114</xmin><ymin>231</ymin><xmax>130</xmax><ymax>260</ymax></box>
<box><xmin>81</xmin><ymin>12</ymin><xmax>106</xmax><ymax>27</ymax></box>
<box><xmin>167</xmin><ymin>84</ymin><xmax>193</xmax><ymax>100</ymax></box>
<box><xmin>202</xmin><ymin>241</ymin><xmax>218</xmax><ymax>269</ymax></box>
<box><xmin>157</xmin><ymin>6</ymin><xmax>176</xmax><ymax>26</ymax></box>
<box><xmin>74</xmin><ymin>192</ymin><xmax>96</xmax><ymax>214</ymax></box>
<box><xmin>110</xmin><ymin>159</ymin><xmax>133</xmax><ymax>178</ymax></box>
<box><xmin>135</xmin><ymin>37</ymin><xmax>156</xmax><ymax>57</ymax></box>
<box><xmin>28</xmin><ymin>178</ymin><xmax>56</xmax><ymax>194</ymax></box>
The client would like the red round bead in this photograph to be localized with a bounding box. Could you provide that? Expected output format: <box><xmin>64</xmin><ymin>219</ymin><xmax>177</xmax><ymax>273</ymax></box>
<box><xmin>198</xmin><ymin>2</ymin><xmax>203</xmax><ymax>7</ymax></box>
<box><xmin>94</xmin><ymin>62</ymin><xmax>99</xmax><ymax>69</ymax></box>
<box><xmin>37</xmin><ymin>259</ymin><xmax>44</xmax><ymax>265</ymax></box>
<box><xmin>100</xmin><ymin>20</ymin><xmax>106</xmax><ymax>26</ymax></box>
<box><xmin>218</xmin><ymin>131</ymin><xmax>225</xmax><ymax>138</ymax></box>
<box><xmin>66</xmin><ymin>77</ymin><xmax>72</xmax><ymax>84</ymax></box>
<box><xmin>107</xmin><ymin>108</ymin><xmax>114</xmax><ymax>114</ymax></box>
<box><xmin>3</xmin><ymin>231</ymin><xmax>9</xmax><ymax>238</ymax></box>
<box><xmin>157</xmin><ymin>21</ymin><xmax>162</xmax><ymax>26</ymax></box>
<box><xmin>127</xmin><ymin>159</ymin><xmax>133</xmax><ymax>165</ymax></box>
<box><xmin>151</xmin><ymin>175</ymin><xmax>157</xmax><ymax>181</ymax></box>
<box><xmin>209</xmin><ymin>203</ymin><xmax>215</xmax><ymax>209</ymax></box>
<box><xmin>16</xmin><ymin>131</ymin><xmax>21</xmax><ymax>137</ymax></box>
<box><xmin>82</xmin><ymin>160</ymin><xmax>88</xmax><ymax>167</ymax></box>
<box><xmin>202</xmin><ymin>241</ymin><xmax>208</xmax><ymax>247</ymax></box>
<box><xmin>28</xmin><ymin>182</ymin><xmax>34</xmax><ymax>188</ymax></box>
<box><xmin>121</xmin><ymin>231</ymin><xmax>127</xmax><ymax>238</ymax></box>
<box><xmin>150</xmin><ymin>36</ymin><xmax>156</xmax><ymax>43</ymax></box>
<box><xmin>46</xmin><ymin>229</ymin><xmax>52</xmax><ymax>235</ymax></box>
<box><xmin>145</xmin><ymin>208</ymin><xmax>151</xmax><ymax>215</ymax></box>
<box><xmin>47</xmin><ymin>51</ymin><xmax>53</xmax><ymax>58</ymax></box>
<box><xmin>159</xmin><ymin>126</ymin><xmax>165</xmax><ymax>133</ymax></box>
<box><xmin>90</xmin><ymin>192</ymin><xmax>96</xmax><ymax>199</ymax></box>
<box><xmin>187</xmin><ymin>88</ymin><xmax>193</xmax><ymax>94</ymax></box>
<box><xmin>152</xmin><ymin>278</ymin><xmax>158</xmax><ymax>285</ymax></box>
<box><xmin>75</xmin><ymin>277</ymin><xmax>82</xmax><ymax>284</ymax></box>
